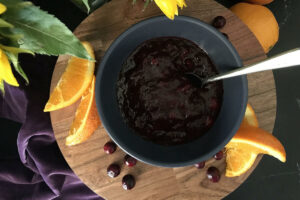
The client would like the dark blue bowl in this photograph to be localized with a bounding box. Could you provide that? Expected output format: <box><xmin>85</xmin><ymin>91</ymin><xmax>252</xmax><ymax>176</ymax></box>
<box><xmin>95</xmin><ymin>16</ymin><xmax>247</xmax><ymax>167</ymax></box>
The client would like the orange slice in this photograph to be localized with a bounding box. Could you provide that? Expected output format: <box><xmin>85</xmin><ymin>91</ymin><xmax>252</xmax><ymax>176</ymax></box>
<box><xmin>245</xmin><ymin>0</ymin><xmax>273</xmax><ymax>5</ymax></box>
<box><xmin>66</xmin><ymin>76</ymin><xmax>101</xmax><ymax>146</ymax></box>
<box><xmin>225</xmin><ymin>103</ymin><xmax>259</xmax><ymax>176</ymax></box>
<box><xmin>226</xmin><ymin>127</ymin><xmax>286</xmax><ymax>177</ymax></box>
<box><xmin>230</xmin><ymin>3</ymin><xmax>279</xmax><ymax>53</ymax></box>
<box><xmin>44</xmin><ymin>41</ymin><xmax>95</xmax><ymax>112</ymax></box>
<box><xmin>240</xmin><ymin>104</ymin><xmax>259</xmax><ymax>128</ymax></box>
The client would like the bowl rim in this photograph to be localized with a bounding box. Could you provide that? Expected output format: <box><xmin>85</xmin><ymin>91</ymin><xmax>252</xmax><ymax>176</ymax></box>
<box><xmin>95</xmin><ymin>15</ymin><xmax>247</xmax><ymax>167</ymax></box>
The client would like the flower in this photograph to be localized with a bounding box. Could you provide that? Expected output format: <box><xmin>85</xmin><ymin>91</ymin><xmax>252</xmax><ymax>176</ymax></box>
<box><xmin>154</xmin><ymin>0</ymin><xmax>187</xmax><ymax>20</ymax></box>
<box><xmin>0</xmin><ymin>3</ymin><xmax>19</xmax><ymax>90</ymax></box>
<box><xmin>177</xmin><ymin>0</ymin><xmax>187</xmax><ymax>9</ymax></box>
<box><xmin>0</xmin><ymin>48</ymin><xmax>19</xmax><ymax>87</ymax></box>
<box><xmin>0</xmin><ymin>3</ymin><xmax>6</xmax><ymax>15</ymax></box>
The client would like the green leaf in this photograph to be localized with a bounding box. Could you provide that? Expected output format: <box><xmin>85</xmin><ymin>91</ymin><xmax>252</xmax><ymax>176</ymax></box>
<box><xmin>4</xmin><ymin>50</ymin><xmax>29</xmax><ymax>84</ymax></box>
<box><xmin>132</xmin><ymin>0</ymin><xmax>137</xmax><ymax>5</ymax></box>
<box><xmin>0</xmin><ymin>79</ymin><xmax>4</xmax><ymax>95</ymax></box>
<box><xmin>0</xmin><ymin>44</ymin><xmax>34</xmax><ymax>55</ymax></box>
<box><xmin>2</xmin><ymin>2</ymin><xmax>93</xmax><ymax>60</ymax></box>
<box><xmin>0</xmin><ymin>0</ymin><xmax>30</xmax><ymax>9</ymax></box>
<box><xmin>0</xmin><ymin>28</ymin><xmax>23</xmax><ymax>43</ymax></box>
<box><xmin>0</xmin><ymin>0</ymin><xmax>22</xmax><ymax>6</ymax></box>
<box><xmin>0</xmin><ymin>31</ymin><xmax>23</xmax><ymax>47</ymax></box>
<box><xmin>0</xmin><ymin>18</ymin><xmax>14</xmax><ymax>28</ymax></box>
<box><xmin>70</xmin><ymin>0</ymin><xmax>90</xmax><ymax>13</ymax></box>
<box><xmin>82</xmin><ymin>0</ymin><xmax>90</xmax><ymax>13</ymax></box>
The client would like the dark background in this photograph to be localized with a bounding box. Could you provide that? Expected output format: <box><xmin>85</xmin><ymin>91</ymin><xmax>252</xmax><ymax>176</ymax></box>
<box><xmin>1</xmin><ymin>0</ymin><xmax>299</xmax><ymax>199</ymax></box>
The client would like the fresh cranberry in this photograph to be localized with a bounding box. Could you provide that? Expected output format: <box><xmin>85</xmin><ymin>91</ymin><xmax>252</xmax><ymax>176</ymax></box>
<box><xmin>212</xmin><ymin>16</ymin><xmax>226</xmax><ymax>29</ymax></box>
<box><xmin>194</xmin><ymin>161</ymin><xmax>205</xmax><ymax>169</ymax></box>
<box><xmin>104</xmin><ymin>141</ymin><xmax>117</xmax><ymax>154</ymax></box>
<box><xmin>122</xmin><ymin>174</ymin><xmax>136</xmax><ymax>190</ymax></box>
<box><xmin>207</xmin><ymin>167</ymin><xmax>221</xmax><ymax>182</ymax></box>
<box><xmin>107</xmin><ymin>164</ymin><xmax>120</xmax><ymax>178</ymax></box>
<box><xmin>214</xmin><ymin>150</ymin><xmax>224</xmax><ymax>160</ymax></box>
<box><xmin>124</xmin><ymin>155</ymin><xmax>137</xmax><ymax>167</ymax></box>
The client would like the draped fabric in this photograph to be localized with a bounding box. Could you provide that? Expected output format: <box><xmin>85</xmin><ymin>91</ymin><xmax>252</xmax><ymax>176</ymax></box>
<box><xmin>0</xmin><ymin>55</ymin><xmax>102</xmax><ymax>200</ymax></box>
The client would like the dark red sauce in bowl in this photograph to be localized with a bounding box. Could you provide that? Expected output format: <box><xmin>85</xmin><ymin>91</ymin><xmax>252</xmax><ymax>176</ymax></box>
<box><xmin>117</xmin><ymin>37</ymin><xmax>223</xmax><ymax>145</ymax></box>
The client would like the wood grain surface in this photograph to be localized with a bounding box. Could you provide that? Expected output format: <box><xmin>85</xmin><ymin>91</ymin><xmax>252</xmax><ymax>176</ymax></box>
<box><xmin>50</xmin><ymin>0</ymin><xmax>276</xmax><ymax>199</ymax></box>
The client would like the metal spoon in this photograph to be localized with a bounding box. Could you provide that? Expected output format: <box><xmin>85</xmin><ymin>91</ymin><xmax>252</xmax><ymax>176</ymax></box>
<box><xmin>185</xmin><ymin>48</ymin><xmax>300</xmax><ymax>87</ymax></box>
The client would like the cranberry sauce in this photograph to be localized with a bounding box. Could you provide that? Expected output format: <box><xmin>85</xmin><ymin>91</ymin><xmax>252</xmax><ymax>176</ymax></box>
<box><xmin>116</xmin><ymin>37</ymin><xmax>223</xmax><ymax>145</ymax></box>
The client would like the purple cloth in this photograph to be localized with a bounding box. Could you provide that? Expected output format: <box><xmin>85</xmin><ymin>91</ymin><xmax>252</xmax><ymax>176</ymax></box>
<box><xmin>0</xmin><ymin>54</ymin><xmax>103</xmax><ymax>200</ymax></box>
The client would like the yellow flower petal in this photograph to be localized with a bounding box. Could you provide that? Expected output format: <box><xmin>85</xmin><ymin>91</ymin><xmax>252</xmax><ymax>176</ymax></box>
<box><xmin>177</xmin><ymin>0</ymin><xmax>187</xmax><ymax>9</ymax></box>
<box><xmin>174</xmin><ymin>2</ymin><xmax>178</xmax><ymax>16</ymax></box>
<box><xmin>154</xmin><ymin>0</ymin><xmax>177</xmax><ymax>20</ymax></box>
<box><xmin>0</xmin><ymin>3</ymin><xmax>7</xmax><ymax>15</ymax></box>
<box><xmin>0</xmin><ymin>49</ymin><xmax>19</xmax><ymax>87</ymax></box>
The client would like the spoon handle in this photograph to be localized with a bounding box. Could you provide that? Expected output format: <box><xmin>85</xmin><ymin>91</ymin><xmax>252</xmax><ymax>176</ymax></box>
<box><xmin>207</xmin><ymin>48</ymin><xmax>300</xmax><ymax>83</ymax></box>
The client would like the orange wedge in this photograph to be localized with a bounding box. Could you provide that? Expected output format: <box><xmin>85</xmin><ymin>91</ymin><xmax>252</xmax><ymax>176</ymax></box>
<box><xmin>66</xmin><ymin>76</ymin><xmax>101</xmax><ymax>146</ymax></box>
<box><xmin>226</xmin><ymin>127</ymin><xmax>286</xmax><ymax>177</ymax></box>
<box><xmin>44</xmin><ymin>42</ymin><xmax>95</xmax><ymax>112</ymax></box>
<box><xmin>240</xmin><ymin>104</ymin><xmax>259</xmax><ymax>128</ymax></box>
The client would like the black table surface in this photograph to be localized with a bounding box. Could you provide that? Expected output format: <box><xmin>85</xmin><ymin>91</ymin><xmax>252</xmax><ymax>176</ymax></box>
<box><xmin>1</xmin><ymin>0</ymin><xmax>299</xmax><ymax>199</ymax></box>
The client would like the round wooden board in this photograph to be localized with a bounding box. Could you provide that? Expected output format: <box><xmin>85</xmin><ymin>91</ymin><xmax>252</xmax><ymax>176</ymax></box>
<box><xmin>50</xmin><ymin>0</ymin><xmax>276</xmax><ymax>199</ymax></box>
